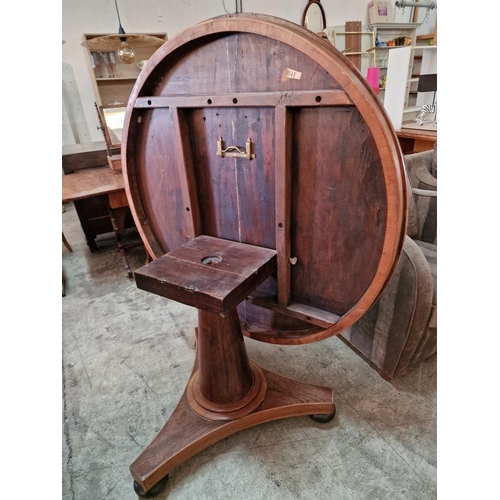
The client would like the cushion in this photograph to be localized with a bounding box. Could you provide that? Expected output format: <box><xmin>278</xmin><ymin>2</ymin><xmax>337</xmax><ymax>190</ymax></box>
<box><xmin>406</xmin><ymin>174</ymin><xmax>418</xmax><ymax>238</ymax></box>
<box><xmin>405</xmin><ymin>150</ymin><xmax>437</xmax><ymax>191</ymax></box>
<box><xmin>415</xmin><ymin>239</ymin><xmax>437</xmax><ymax>306</ymax></box>
<box><xmin>431</xmin><ymin>142</ymin><xmax>437</xmax><ymax>178</ymax></box>
<box><xmin>343</xmin><ymin>236</ymin><xmax>435</xmax><ymax>379</ymax></box>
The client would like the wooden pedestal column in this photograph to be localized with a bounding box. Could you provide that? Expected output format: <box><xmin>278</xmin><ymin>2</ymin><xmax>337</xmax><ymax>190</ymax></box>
<box><xmin>130</xmin><ymin>236</ymin><xmax>335</xmax><ymax>494</ymax></box>
<box><xmin>197</xmin><ymin>309</ymin><xmax>254</xmax><ymax>404</ymax></box>
<box><xmin>188</xmin><ymin>309</ymin><xmax>268</xmax><ymax>420</ymax></box>
<box><xmin>130</xmin><ymin>310</ymin><xmax>334</xmax><ymax>494</ymax></box>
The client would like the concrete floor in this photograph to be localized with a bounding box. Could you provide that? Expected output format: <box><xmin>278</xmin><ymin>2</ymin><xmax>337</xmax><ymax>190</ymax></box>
<box><xmin>62</xmin><ymin>201</ymin><xmax>437</xmax><ymax>500</ymax></box>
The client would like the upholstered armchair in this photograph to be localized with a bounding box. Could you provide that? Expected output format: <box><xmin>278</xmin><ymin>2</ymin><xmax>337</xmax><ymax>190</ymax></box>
<box><xmin>408</xmin><ymin>143</ymin><xmax>437</xmax><ymax>189</ymax></box>
<box><xmin>340</xmin><ymin>145</ymin><xmax>437</xmax><ymax>380</ymax></box>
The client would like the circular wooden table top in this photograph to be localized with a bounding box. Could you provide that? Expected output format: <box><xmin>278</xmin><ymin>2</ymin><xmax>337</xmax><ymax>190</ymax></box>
<box><xmin>122</xmin><ymin>14</ymin><xmax>407</xmax><ymax>345</ymax></box>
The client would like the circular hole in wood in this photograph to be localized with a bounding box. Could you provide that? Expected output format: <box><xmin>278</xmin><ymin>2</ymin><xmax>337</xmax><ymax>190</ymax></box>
<box><xmin>233</xmin><ymin>98</ymin><xmax>238</xmax><ymax>104</ymax></box>
<box><xmin>315</xmin><ymin>95</ymin><xmax>322</xmax><ymax>103</ymax></box>
<box><xmin>186</xmin><ymin>207</ymin><xmax>190</xmax><ymax>211</ymax></box>
<box><xmin>147</xmin><ymin>100</ymin><xmax>152</xmax><ymax>105</ymax></box>
<box><xmin>207</xmin><ymin>98</ymin><xmax>213</xmax><ymax>104</ymax></box>
<box><xmin>278</xmin><ymin>222</ymin><xmax>283</xmax><ymax>228</ymax></box>
<box><xmin>201</xmin><ymin>255</ymin><xmax>222</xmax><ymax>265</ymax></box>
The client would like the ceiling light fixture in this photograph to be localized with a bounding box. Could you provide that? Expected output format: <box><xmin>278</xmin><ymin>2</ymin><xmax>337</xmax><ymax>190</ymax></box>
<box><xmin>114</xmin><ymin>0</ymin><xmax>135</xmax><ymax>64</ymax></box>
<box><xmin>82</xmin><ymin>0</ymin><xmax>165</xmax><ymax>64</ymax></box>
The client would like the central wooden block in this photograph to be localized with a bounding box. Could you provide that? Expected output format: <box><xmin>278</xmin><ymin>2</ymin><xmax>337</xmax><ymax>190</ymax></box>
<box><xmin>134</xmin><ymin>235</ymin><xmax>277</xmax><ymax>314</ymax></box>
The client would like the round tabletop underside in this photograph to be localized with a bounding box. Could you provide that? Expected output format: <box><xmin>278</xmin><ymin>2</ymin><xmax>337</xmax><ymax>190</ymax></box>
<box><xmin>122</xmin><ymin>14</ymin><xmax>407</xmax><ymax>345</ymax></box>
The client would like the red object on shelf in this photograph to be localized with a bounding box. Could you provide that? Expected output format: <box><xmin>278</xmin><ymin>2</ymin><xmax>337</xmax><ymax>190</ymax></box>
<box><xmin>366</xmin><ymin>67</ymin><xmax>380</xmax><ymax>95</ymax></box>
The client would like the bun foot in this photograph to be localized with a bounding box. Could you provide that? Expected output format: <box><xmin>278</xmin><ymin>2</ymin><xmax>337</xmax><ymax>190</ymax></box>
<box><xmin>309</xmin><ymin>405</ymin><xmax>336</xmax><ymax>423</ymax></box>
<box><xmin>133</xmin><ymin>475</ymin><xmax>169</xmax><ymax>498</ymax></box>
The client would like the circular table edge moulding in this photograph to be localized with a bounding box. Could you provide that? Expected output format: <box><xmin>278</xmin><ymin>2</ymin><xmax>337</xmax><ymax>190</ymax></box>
<box><xmin>120</xmin><ymin>13</ymin><xmax>408</xmax><ymax>345</ymax></box>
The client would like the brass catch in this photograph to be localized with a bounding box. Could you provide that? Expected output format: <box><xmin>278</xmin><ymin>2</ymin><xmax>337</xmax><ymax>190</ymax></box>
<box><xmin>216</xmin><ymin>136</ymin><xmax>256</xmax><ymax>160</ymax></box>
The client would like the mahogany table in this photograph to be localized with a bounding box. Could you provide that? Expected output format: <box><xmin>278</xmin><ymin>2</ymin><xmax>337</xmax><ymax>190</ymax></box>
<box><xmin>62</xmin><ymin>167</ymin><xmax>140</xmax><ymax>277</ymax></box>
<box><xmin>120</xmin><ymin>14</ymin><xmax>407</xmax><ymax>497</ymax></box>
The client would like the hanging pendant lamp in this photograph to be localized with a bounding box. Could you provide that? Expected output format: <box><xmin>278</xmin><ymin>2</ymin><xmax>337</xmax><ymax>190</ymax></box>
<box><xmin>81</xmin><ymin>0</ymin><xmax>165</xmax><ymax>64</ymax></box>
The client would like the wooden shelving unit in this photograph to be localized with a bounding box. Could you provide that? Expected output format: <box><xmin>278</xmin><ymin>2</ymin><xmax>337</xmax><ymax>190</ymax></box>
<box><xmin>368</xmin><ymin>23</ymin><xmax>419</xmax><ymax>102</ymax></box>
<box><xmin>83</xmin><ymin>33</ymin><xmax>167</xmax><ymax>107</ymax></box>
<box><xmin>331</xmin><ymin>22</ymin><xmax>375</xmax><ymax>75</ymax></box>
<box><xmin>368</xmin><ymin>23</ymin><xmax>437</xmax><ymax>131</ymax></box>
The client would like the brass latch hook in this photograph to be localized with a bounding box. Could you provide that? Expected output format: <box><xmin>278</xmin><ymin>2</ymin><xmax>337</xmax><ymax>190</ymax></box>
<box><xmin>216</xmin><ymin>136</ymin><xmax>256</xmax><ymax>160</ymax></box>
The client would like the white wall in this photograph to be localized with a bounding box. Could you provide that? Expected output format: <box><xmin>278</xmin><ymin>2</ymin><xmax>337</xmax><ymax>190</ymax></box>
<box><xmin>62</xmin><ymin>0</ymin><xmax>436</xmax><ymax>144</ymax></box>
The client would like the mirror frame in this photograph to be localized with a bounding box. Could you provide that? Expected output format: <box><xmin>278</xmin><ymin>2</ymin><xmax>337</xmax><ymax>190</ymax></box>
<box><xmin>97</xmin><ymin>104</ymin><xmax>126</xmax><ymax>150</ymax></box>
<box><xmin>301</xmin><ymin>0</ymin><xmax>327</xmax><ymax>33</ymax></box>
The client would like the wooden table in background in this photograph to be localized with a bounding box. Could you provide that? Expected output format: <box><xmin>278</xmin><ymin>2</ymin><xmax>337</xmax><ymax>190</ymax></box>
<box><xmin>62</xmin><ymin>167</ymin><xmax>141</xmax><ymax>278</ymax></box>
<box><xmin>396</xmin><ymin>128</ymin><xmax>437</xmax><ymax>154</ymax></box>
<box><xmin>62</xmin><ymin>141</ymin><xmax>110</xmax><ymax>174</ymax></box>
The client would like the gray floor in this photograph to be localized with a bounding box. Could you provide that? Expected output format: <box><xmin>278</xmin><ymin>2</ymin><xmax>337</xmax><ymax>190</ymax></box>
<box><xmin>62</xmin><ymin>201</ymin><xmax>437</xmax><ymax>500</ymax></box>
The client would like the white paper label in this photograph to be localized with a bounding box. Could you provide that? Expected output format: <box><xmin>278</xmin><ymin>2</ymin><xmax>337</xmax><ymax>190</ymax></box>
<box><xmin>286</xmin><ymin>68</ymin><xmax>302</xmax><ymax>80</ymax></box>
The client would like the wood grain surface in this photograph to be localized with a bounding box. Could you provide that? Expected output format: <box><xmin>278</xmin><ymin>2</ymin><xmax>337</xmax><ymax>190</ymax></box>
<box><xmin>122</xmin><ymin>13</ymin><xmax>407</xmax><ymax>343</ymax></box>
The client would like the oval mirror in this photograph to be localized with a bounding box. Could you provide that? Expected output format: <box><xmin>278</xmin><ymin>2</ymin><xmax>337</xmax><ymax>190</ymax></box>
<box><xmin>302</xmin><ymin>0</ymin><xmax>326</xmax><ymax>33</ymax></box>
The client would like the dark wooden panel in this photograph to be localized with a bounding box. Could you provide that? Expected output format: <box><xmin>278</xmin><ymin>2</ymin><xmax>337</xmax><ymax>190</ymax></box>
<box><xmin>62</xmin><ymin>142</ymin><xmax>108</xmax><ymax>174</ymax></box>
<box><xmin>129</xmin><ymin>107</ymin><xmax>192</xmax><ymax>255</ymax></box>
<box><xmin>188</xmin><ymin>107</ymin><xmax>240</xmax><ymax>242</ymax></box>
<box><xmin>345</xmin><ymin>21</ymin><xmax>362</xmax><ymax>71</ymax></box>
<box><xmin>73</xmin><ymin>197</ymin><xmax>111</xmax><ymax>252</ymax></box>
<box><xmin>290</xmin><ymin>106</ymin><xmax>387</xmax><ymax>315</ymax></box>
<box><xmin>228</xmin><ymin>33</ymin><xmax>341</xmax><ymax>93</ymax></box>
<box><xmin>188</xmin><ymin>107</ymin><xmax>276</xmax><ymax>249</ymax></box>
<box><xmin>134</xmin><ymin>236</ymin><xmax>276</xmax><ymax>314</ymax></box>
<box><xmin>234</xmin><ymin>107</ymin><xmax>276</xmax><ymax>248</ymax></box>
<box><xmin>169</xmin><ymin>235</ymin><xmax>276</xmax><ymax>276</ymax></box>
<box><xmin>140</xmin><ymin>34</ymin><xmax>233</xmax><ymax>97</ymax></box>
<box><xmin>141</xmin><ymin>33</ymin><xmax>341</xmax><ymax>99</ymax></box>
